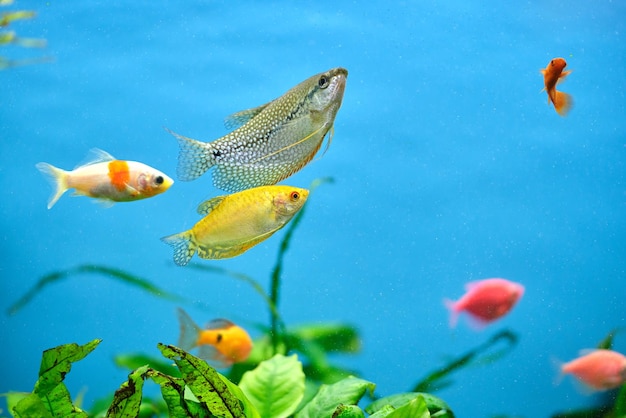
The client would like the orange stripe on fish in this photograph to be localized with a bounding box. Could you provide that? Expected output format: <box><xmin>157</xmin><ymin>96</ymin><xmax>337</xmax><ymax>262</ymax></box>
<box><xmin>108</xmin><ymin>160</ymin><xmax>131</xmax><ymax>191</ymax></box>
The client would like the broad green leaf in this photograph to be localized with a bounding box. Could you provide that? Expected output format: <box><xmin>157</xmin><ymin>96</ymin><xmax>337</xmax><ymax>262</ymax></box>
<box><xmin>369</xmin><ymin>404</ymin><xmax>396</xmax><ymax>418</ymax></box>
<box><xmin>35</xmin><ymin>339</ymin><xmax>101</xmax><ymax>397</ymax></box>
<box><xmin>158</xmin><ymin>343</ymin><xmax>255</xmax><ymax>418</ymax></box>
<box><xmin>366</xmin><ymin>392</ymin><xmax>454</xmax><ymax>418</ymax></box>
<box><xmin>288</xmin><ymin>324</ymin><xmax>361</xmax><ymax>354</ymax></box>
<box><xmin>239</xmin><ymin>354</ymin><xmax>305</xmax><ymax>418</ymax></box>
<box><xmin>148</xmin><ymin>370</ymin><xmax>209</xmax><ymax>418</ymax></box>
<box><xmin>1</xmin><ymin>392</ymin><xmax>29</xmax><ymax>417</ymax></box>
<box><xmin>106</xmin><ymin>365</ymin><xmax>150</xmax><ymax>418</ymax></box>
<box><xmin>332</xmin><ymin>404</ymin><xmax>365</xmax><ymax>417</ymax></box>
<box><xmin>295</xmin><ymin>376</ymin><xmax>375</xmax><ymax>418</ymax></box>
<box><xmin>387</xmin><ymin>396</ymin><xmax>430</xmax><ymax>418</ymax></box>
<box><xmin>10</xmin><ymin>393</ymin><xmax>54</xmax><ymax>418</ymax></box>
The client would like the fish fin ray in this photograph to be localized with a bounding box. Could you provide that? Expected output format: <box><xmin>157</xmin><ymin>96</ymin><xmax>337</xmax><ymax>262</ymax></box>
<box><xmin>161</xmin><ymin>231</ymin><xmax>196</xmax><ymax>266</ymax></box>
<box><xmin>75</xmin><ymin>148</ymin><xmax>116</xmax><ymax>169</ymax></box>
<box><xmin>197</xmin><ymin>228</ymin><xmax>280</xmax><ymax>259</ymax></box>
<box><xmin>177</xmin><ymin>308</ymin><xmax>202</xmax><ymax>351</ymax></box>
<box><xmin>197</xmin><ymin>345</ymin><xmax>231</xmax><ymax>368</ymax></box>
<box><xmin>443</xmin><ymin>298</ymin><xmax>459</xmax><ymax>328</ymax></box>
<box><xmin>35</xmin><ymin>162</ymin><xmax>69</xmax><ymax>209</ymax></box>
<box><xmin>206</xmin><ymin>318</ymin><xmax>235</xmax><ymax>330</ymax></box>
<box><xmin>196</xmin><ymin>195</ymin><xmax>228</xmax><ymax>215</ymax></box>
<box><xmin>554</xmin><ymin>91</ymin><xmax>573</xmax><ymax>116</ymax></box>
<box><xmin>165</xmin><ymin>127</ymin><xmax>216</xmax><ymax>181</ymax></box>
<box><xmin>224</xmin><ymin>101</ymin><xmax>273</xmax><ymax>130</ymax></box>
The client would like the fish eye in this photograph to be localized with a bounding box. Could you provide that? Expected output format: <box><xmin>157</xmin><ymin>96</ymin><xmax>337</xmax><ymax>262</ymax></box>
<box><xmin>290</xmin><ymin>191</ymin><xmax>300</xmax><ymax>201</ymax></box>
<box><xmin>318</xmin><ymin>75</ymin><xmax>329</xmax><ymax>89</ymax></box>
<box><xmin>155</xmin><ymin>176</ymin><xmax>164</xmax><ymax>185</ymax></box>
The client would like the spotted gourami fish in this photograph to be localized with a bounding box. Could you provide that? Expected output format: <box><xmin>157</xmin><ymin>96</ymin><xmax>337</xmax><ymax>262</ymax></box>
<box><xmin>166</xmin><ymin>67</ymin><xmax>348</xmax><ymax>192</ymax></box>
<box><xmin>559</xmin><ymin>349</ymin><xmax>626</xmax><ymax>391</ymax></box>
<box><xmin>444</xmin><ymin>278</ymin><xmax>525</xmax><ymax>328</ymax></box>
<box><xmin>36</xmin><ymin>149</ymin><xmax>173</xmax><ymax>208</ymax></box>
<box><xmin>162</xmin><ymin>185</ymin><xmax>308</xmax><ymax>265</ymax></box>
<box><xmin>541</xmin><ymin>57</ymin><xmax>573</xmax><ymax>116</ymax></box>
<box><xmin>177</xmin><ymin>308</ymin><xmax>252</xmax><ymax>367</ymax></box>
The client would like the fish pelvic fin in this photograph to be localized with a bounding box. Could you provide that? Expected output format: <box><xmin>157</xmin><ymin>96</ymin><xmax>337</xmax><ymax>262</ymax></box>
<box><xmin>553</xmin><ymin>90</ymin><xmax>573</xmax><ymax>116</ymax></box>
<box><xmin>161</xmin><ymin>230</ymin><xmax>196</xmax><ymax>266</ymax></box>
<box><xmin>176</xmin><ymin>308</ymin><xmax>202</xmax><ymax>351</ymax></box>
<box><xmin>35</xmin><ymin>162</ymin><xmax>70</xmax><ymax>209</ymax></box>
<box><xmin>165</xmin><ymin>127</ymin><xmax>216</xmax><ymax>182</ymax></box>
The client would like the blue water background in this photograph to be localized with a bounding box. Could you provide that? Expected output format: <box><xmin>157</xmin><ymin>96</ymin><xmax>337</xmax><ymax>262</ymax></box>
<box><xmin>2</xmin><ymin>1</ymin><xmax>625</xmax><ymax>416</ymax></box>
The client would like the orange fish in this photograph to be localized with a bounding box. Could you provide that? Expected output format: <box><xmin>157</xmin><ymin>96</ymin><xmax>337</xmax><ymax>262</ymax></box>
<box><xmin>560</xmin><ymin>349</ymin><xmax>626</xmax><ymax>391</ymax></box>
<box><xmin>36</xmin><ymin>149</ymin><xmax>173</xmax><ymax>208</ymax></box>
<box><xmin>176</xmin><ymin>308</ymin><xmax>253</xmax><ymax>367</ymax></box>
<box><xmin>444</xmin><ymin>278</ymin><xmax>525</xmax><ymax>328</ymax></box>
<box><xmin>541</xmin><ymin>57</ymin><xmax>573</xmax><ymax>116</ymax></box>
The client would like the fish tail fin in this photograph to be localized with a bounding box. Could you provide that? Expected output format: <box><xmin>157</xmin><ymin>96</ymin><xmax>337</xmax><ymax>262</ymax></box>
<box><xmin>176</xmin><ymin>308</ymin><xmax>202</xmax><ymax>351</ymax></box>
<box><xmin>551</xmin><ymin>356</ymin><xmax>565</xmax><ymax>386</ymax></box>
<box><xmin>553</xmin><ymin>90</ymin><xmax>573</xmax><ymax>116</ymax></box>
<box><xmin>161</xmin><ymin>230</ymin><xmax>196</xmax><ymax>266</ymax></box>
<box><xmin>35</xmin><ymin>162</ymin><xmax>70</xmax><ymax>209</ymax></box>
<box><xmin>443</xmin><ymin>298</ymin><xmax>459</xmax><ymax>328</ymax></box>
<box><xmin>164</xmin><ymin>127</ymin><xmax>216</xmax><ymax>181</ymax></box>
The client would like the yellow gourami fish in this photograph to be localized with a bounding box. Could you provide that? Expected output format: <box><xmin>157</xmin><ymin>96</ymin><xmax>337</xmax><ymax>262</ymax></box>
<box><xmin>177</xmin><ymin>308</ymin><xmax>252</xmax><ymax>367</ymax></box>
<box><xmin>36</xmin><ymin>149</ymin><xmax>173</xmax><ymax>208</ymax></box>
<box><xmin>166</xmin><ymin>67</ymin><xmax>348</xmax><ymax>192</ymax></box>
<box><xmin>161</xmin><ymin>185</ymin><xmax>308</xmax><ymax>265</ymax></box>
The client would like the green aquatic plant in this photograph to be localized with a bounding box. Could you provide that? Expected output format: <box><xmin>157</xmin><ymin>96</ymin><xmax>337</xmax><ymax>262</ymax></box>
<box><xmin>2</xmin><ymin>339</ymin><xmax>454</xmax><ymax>418</ymax></box>
<box><xmin>0</xmin><ymin>1</ymin><xmax>50</xmax><ymax>69</ymax></box>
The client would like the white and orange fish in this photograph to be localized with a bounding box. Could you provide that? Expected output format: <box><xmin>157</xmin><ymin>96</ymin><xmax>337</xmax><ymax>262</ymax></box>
<box><xmin>36</xmin><ymin>149</ymin><xmax>173</xmax><ymax>208</ymax></box>
<box><xmin>541</xmin><ymin>57</ymin><xmax>573</xmax><ymax>116</ymax></box>
<box><xmin>177</xmin><ymin>308</ymin><xmax>253</xmax><ymax>367</ymax></box>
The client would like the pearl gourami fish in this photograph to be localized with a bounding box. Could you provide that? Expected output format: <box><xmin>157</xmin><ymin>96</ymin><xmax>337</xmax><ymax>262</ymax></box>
<box><xmin>177</xmin><ymin>308</ymin><xmax>252</xmax><ymax>367</ymax></box>
<box><xmin>36</xmin><ymin>149</ymin><xmax>173</xmax><ymax>208</ymax></box>
<box><xmin>541</xmin><ymin>57</ymin><xmax>572</xmax><ymax>116</ymax></box>
<box><xmin>166</xmin><ymin>67</ymin><xmax>348</xmax><ymax>192</ymax></box>
<box><xmin>161</xmin><ymin>185</ymin><xmax>308</xmax><ymax>265</ymax></box>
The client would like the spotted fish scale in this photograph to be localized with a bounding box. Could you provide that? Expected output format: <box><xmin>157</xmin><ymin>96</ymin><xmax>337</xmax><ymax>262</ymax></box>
<box><xmin>166</xmin><ymin>67</ymin><xmax>348</xmax><ymax>192</ymax></box>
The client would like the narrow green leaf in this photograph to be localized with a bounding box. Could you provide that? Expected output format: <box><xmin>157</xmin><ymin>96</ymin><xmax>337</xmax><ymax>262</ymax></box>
<box><xmin>239</xmin><ymin>354</ymin><xmax>305</xmax><ymax>418</ymax></box>
<box><xmin>295</xmin><ymin>376</ymin><xmax>375</xmax><ymax>418</ymax></box>
<box><xmin>158</xmin><ymin>343</ymin><xmax>251</xmax><ymax>418</ymax></box>
<box><xmin>8</xmin><ymin>265</ymin><xmax>187</xmax><ymax>315</ymax></box>
<box><xmin>114</xmin><ymin>352</ymin><xmax>180</xmax><ymax>377</ymax></box>
<box><xmin>106</xmin><ymin>365</ymin><xmax>150</xmax><ymax>418</ymax></box>
<box><xmin>387</xmin><ymin>396</ymin><xmax>430</xmax><ymax>418</ymax></box>
<box><xmin>614</xmin><ymin>383</ymin><xmax>626</xmax><ymax>416</ymax></box>
<box><xmin>34</xmin><ymin>339</ymin><xmax>101</xmax><ymax>397</ymax></box>
<box><xmin>412</xmin><ymin>329</ymin><xmax>517</xmax><ymax>392</ymax></box>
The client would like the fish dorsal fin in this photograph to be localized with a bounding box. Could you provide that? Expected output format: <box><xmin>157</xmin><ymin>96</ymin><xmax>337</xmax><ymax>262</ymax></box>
<box><xmin>196</xmin><ymin>195</ymin><xmax>228</xmax><ymax>216</ymax></box>
<box><xmin>224</xmin><ymin>102</ymin><xmax>272</xmax><ymax>130</ymax></box>
<box><xmin>75</xmin><ymin>148</ymin><xmax>116</xmax><ymax>169</ymax></box>
<box><xmin>464</xmin><ymin>281</ymin><xmax>482</xmax><ymax>291</ymax></box>
<box><xmin>206</xmin><ymin>318</ymin><xmax>235</xmax><ymax>330</ymax></box>
<box><xmin>196</xmin><ymin>197</ymin><xmax>224</xmax><ymax>216</ymax></box>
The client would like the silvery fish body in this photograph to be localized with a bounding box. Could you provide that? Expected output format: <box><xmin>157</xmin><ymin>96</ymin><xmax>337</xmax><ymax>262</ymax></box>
<box><xmin>166</xmin><ymin>67</ymin><xmax>348</xmax><ymax>192</ymax></box>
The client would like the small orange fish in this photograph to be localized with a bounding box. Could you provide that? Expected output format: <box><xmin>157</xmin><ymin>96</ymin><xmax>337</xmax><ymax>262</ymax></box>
<box><xmin>444</xmin><ymin>278</ymin><xmax>525</xmax><ymax>328</ymax></box>
<box><xmin>36</xmin><ymin>149</ymin><xmax>173</xmax><ymax>208</ymax></box>
<box><xmin>541</xmin><ymin>57</ymin><xmax>573</xmax><ymax>116</ymax></box>
<box><xmin>560</xmin><ymin>349</ymin><xmax>626</xmax><ymax>391</ymax></box>
<box><xmin>177</xmin><ymin>308</ymin><xmax>253</xmax><ymax>367</ymax></box>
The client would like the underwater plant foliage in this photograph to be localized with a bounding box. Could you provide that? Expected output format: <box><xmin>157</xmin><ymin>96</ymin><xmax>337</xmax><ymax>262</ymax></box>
<box><xmin>4</xmin><ymin>339</ymin><xmax>455</xmax><ymax>418</ymax></box>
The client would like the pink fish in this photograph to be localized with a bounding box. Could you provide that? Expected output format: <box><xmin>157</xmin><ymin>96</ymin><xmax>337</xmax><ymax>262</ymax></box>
<box><xmin>444</xmin><ymin>278</ymin><xmax>524</xmax><ymax>328</ymax></box>
<box><xmin>560</xmin><ymin>349</ymin><xmax>626</xmax><ymax>391</ymax></box>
